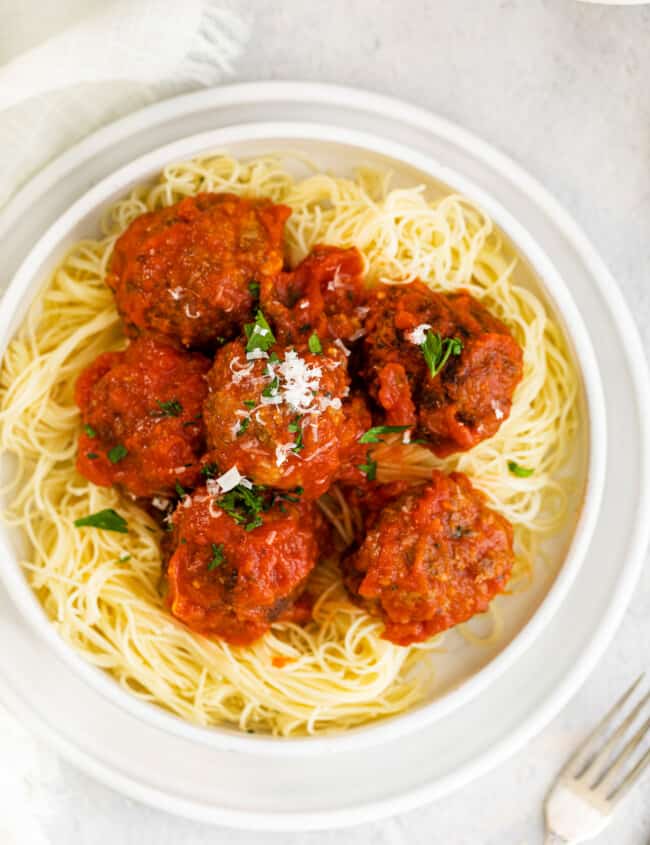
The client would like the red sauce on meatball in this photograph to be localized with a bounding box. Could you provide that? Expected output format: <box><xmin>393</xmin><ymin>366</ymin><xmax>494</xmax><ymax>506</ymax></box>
<box><xmin>342</xmin><ymin>470</ymin><xmax>515</xmax><ymax>645</ymax></box>
<box><xmin>362</xmin><ymin>282</ymin><xmax>523</xmax><ymax>455</ymax></box>
<box><xmin>107</xmin><ymin>193</ymin><xmax>290</xmax><ymax>348</ymax></box>
<box><xmin>75</xmin><ymin>336</ymin><xmax>210</xmax><ymax>498</ymax></box>
<box><xmin>202</xmin><ymin>339</ymin><xmax>369</xmax><ymax>499</ymax></box>
<box><xmin>166</xmin><ymin>488</ymin><xmax>323</xmax><ymax>645</ymax></box>
<box><xmin>262</xmin><ymin>245</ymin><xmax>366</xmax><ymax>345</ymax></box>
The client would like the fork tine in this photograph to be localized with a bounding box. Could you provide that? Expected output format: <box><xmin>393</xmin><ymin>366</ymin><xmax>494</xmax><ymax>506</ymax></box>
<box><xmin>609</xmin><ymin>745</ymin><xmax>650</xmax><ymax>804</ymax></box>
<box><xmin>595</xmin><ymin>713</ymin><xmax>650</xmax><ymax>793</ymax></box>
<box><xmin>563</xmin><ymin>675</ymin><xmax>644</xmax><ymax>776</ymax></box>
<box><xmin>583</xmin><ymin>690</ymin><xmax>650</xmax><ymax>784</ymax></box>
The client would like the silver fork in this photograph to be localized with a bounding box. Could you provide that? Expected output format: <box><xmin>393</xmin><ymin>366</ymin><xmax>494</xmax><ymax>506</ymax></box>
<box><xmin>544</xmin><ymin>675</ymin><xmax>650</xmax><ymax>844</ymax></box>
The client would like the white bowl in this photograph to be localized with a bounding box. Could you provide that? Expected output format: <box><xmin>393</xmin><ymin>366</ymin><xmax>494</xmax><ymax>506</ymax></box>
<box><xmin>0</xmin><ymin>123</ymin><xmax>606</xmax><ymax>755</ymax></box>
<box><xmin>0</xmin><ymin>122</ymin><xmax>606</xmax><ymax>757</ymax></box>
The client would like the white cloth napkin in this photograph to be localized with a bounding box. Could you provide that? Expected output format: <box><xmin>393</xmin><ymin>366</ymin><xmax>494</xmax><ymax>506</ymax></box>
<box><xmin>0</xmin><ymin>0</ymin><xmax>250</xmax><ymax>207</ymax></box>
<box><xmin>0</xmin><ymin>2</ymin><xmax>249</xmax><ymax>840</ymax></box>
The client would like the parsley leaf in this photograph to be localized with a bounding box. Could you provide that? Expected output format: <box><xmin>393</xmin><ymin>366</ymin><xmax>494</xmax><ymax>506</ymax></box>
<box><xmin>248</xmin><ymin>280</ymin><xmax>260</xmax><ymax>298</ymax></box>
<box><xmin>308</xmin><ymin>333</ymin><xmax>322</xmax><ymax>354</ymax></box>
<box><xmin>86</xmin><ymin>452</ymin><xmax>99</xmax><ymax>460</ymax></box>
<box><xmin>358</xmin><ymin>451</ymin><xmax>377</xmax><ymax>481</ymax></box>
<box><xmin>244</xmin><ymin>310</ymin><xmax>275</xmax><ymax>355</ymax></box>
<box><xmin>107</xmin><ymin>444</ymin><xmax>128</xmax><ymax>464</ymax></box>
<box><xmin>200</xmin><ymin>462</ymin><xmax>219</xmax><ymax>479</ymax></box>
<box><xmin>175</xmin><ymin>480</ymin><xmax>186</xmax><ymax>497</ymax></box>
<box><xmin>273</xmin><ymin>486</ymin><xmax>304</xmax><ymax>506</ymax></box>
<box><xmin>74</xmin><ymin>509</ymin><xmax>128</xmax><ymax>533</ymax></box>
<box><xmin>508</xmin><ymin>461</ymin><xmax>534</xmax><ymax>478</ymax></box>
<box><xmin>359</xmin><ymin>425</ymin><xmax>410</xmax><ymax>444</ymax></box>
<box><xmin>236</xmin><ymin>417</ymin><xmax>250</xmax><ymax>437</ymax></box>
<box><xmin>218</xmin><ymin>484</ymin><xmax>267</xmax><ymax>532</ymax></box>
<box><xmin>152</xmin><ymin>399</ymin><xmax>183</xmax><ymax>418</ymax></box>
<box><xmin>288</xmin><ymin>415</ymin><xmax>304</xmax><ymax>452</ymax></box>
<box><xmin>262</xmin><ymin>376</ymin><xmax>280</xmax><ymax>398</ymax></box>
<box><xmin>208</xmin><ymin>543</ymin><xmax>226</xmax><ymax>571</ymax></box>
<box><xmin>83</xmin><ymin>424</ymin><xmax>97</xmax><ymax>438</ymax></box>
<box><xmin>421</xmin><ymin>331</ymin><xmax>463</xmax><ymax>378</ymax></box>
<box><xmin>243</xmin><ymin>400</ymin><xmax>256</xmax><ymax>409</ymax></box>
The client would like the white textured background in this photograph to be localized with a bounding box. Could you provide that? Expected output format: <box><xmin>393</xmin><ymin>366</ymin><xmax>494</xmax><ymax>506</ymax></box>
<box><xmin>3</xmin><ymin>1</ymin><xmax>650</xmax><ymax>842</ymax></box>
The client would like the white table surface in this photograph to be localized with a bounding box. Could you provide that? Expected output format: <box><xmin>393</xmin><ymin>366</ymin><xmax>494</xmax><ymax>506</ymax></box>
<box><xmin>4</xmin><ymin>1</ymin><xmax>650</xmax><ymax>843</ymax></box>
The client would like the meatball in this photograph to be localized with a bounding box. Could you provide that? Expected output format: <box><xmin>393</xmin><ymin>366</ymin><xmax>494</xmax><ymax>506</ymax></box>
<box><xmin>261</xmin><ymin>245</ymin><xmax>367</xmax><ymax>346</ymax></box>
<box><xmin>107</xmin><ymin>193</ymin><xmax>290</xmax><ymax>348</ymax></box>
<box><xmin>361</xmin><ymin>281</ymin><xmax>523</xmax><ymax>456</ymax></box>
<box><xmin>75</xmin><ymin>336</ymin><xmax>210</xmax><ymax>499</ymax></box>
<box><xmin>342</xmin><ymin>470</ymin><xmax>514</xmax><ymax>645</ymax></box>
<box><xmin>165</xmin><ymin>486</ymin><xmax>323</xmax><ymax>645</ymax></box>
<box><xmin>203</xmin><ymin>337</ymin><xmax>369</xmax><ymax>500</ymax></box>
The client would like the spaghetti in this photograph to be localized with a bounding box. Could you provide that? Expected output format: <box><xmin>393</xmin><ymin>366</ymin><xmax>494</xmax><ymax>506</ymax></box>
<box><xmin>0</xmin><ymin>153</ymin><xmax>578</xmax><ymax>735</ymax></box>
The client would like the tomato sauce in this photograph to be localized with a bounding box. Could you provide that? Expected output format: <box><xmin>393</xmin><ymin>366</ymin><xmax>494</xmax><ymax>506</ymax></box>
<box><xmin>75</xmin><ymin>336</ymin><xmax>210</xmax><ymax>498</ymax></box>
<box><xmin>362</xmin><ymin>282</ymin><xmax>523</xmax><ymax>456</ymax></box>
<box><xmin>166</xmin><ymin>489</ymin><xmax>322</xmax><ymax>645</ymax></box>
<box><xmin>202</xmin><ymin>339</ymin><xmax>368</xmax><ymax>500</ymax></box>
<box><xmin>343</xmin><ymin>470</ymin><xmax>514</xmax><ymax>645</ymax></box>
<box><xmin>108</xmin><ymin>193</ymin><xmax>290</xmax><ymax>349</ymax></box>
<box><xmin>261</xmin><ymin>245</ymin><xmax>366</xmax><ymax>346</ymax></box>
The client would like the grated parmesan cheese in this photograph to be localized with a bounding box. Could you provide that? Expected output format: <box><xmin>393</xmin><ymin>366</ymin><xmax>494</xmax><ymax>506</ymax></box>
<box><xmin>405</xmin><ymin>323</ymin><xmax>431</xmax><ymax>345</ymax></box>
<box><xmin>272</xmin><ymin>350</ymin><xmax>323</xmax><ymax>412</ymax></box>
<box><xmin>215</xmin><ymin>466</ymin><xmax>247</xmax><ymax>493</ymax></box>
<box><xmin>246</xmin><ymin>348</ymin><xmax>269</xmax><ymax>361</ymax></box>
<box><xmin>491</xmin><ymin>400</ymin><xmax>505</xmax><ymax>420</ymax></box>
<box><xmin>275</xmin><ymin>442</ymin><xmax>295</xmax><ymax>467</ymax></box>
<box><xmin>230</xmin><ymin>356</ymin><xmax>256</xmax><ymax>384</ymax></box>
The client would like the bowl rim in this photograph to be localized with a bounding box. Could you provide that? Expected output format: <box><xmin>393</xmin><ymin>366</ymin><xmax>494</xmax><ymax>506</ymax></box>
<box><xmin>0</xmin><ymin>120</ymin><xmax>607</xmax><ymax>757</ymax></box>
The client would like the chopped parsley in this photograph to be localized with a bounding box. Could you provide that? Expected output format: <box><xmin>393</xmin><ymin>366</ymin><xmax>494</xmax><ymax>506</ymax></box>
<box><xmin>117</xmin><ymin>553</ymin><xmax>131</xmax><ymax>563</ymax></box>
<box><xmin>262</xmin><ymin>376</ymin><xmax>280</xmax><ymax>398</ymax></box>
<box><xmin>244</xmin><ymin>309</ymin><xmax>276</xmax><ymax>355</ymax></box>
<box><xmin>208</xmin><ymin>543</ymin><xmax>226</xmax><ymax>571</ymax></box>
<box><xmin>200</xmin><ymin>463</ymin><xmax>219</xmax><ymax>479</ymax></box>
<box><xmin>236</xmin><ymin>417</ymin><xmax>250</xmax><ymax>437</ymax></box>
<box><xmin>107</xmin><ymin>444</ymin><xmax>128</xmax><ymax>464</ymax></box>
<box><xmin>74</xmin><ymin>508</ymin><xmax>128</xmax><ymax>533</ymax></box>
<box><xmin>218</xmin><ymin>484</ymin><xmax>267</xmax><ymax>532</ymax></box>
<box><xmin>83</xmin><ymin>424</ymin><xmax>97</xmax><ymax>438</ymax></box>
<box><xmin>86</xmin><ymin>452</ymin><xmax>99</xmax><ymax>460</ymax></box>
<box><xmin>288</xmin><ymin>415</ymin><xmax>304</xmax><ymax>453</ymax></box>
<box><xmin>359</xmin><ymin>425</ymin><xmax>410</xmax><ymax>444</ymax></box>
<box><xmin>308</xmin><ymin>333</ymin><xmax>322</xmax><ymax>354</ymax></box>
<box><xmin>268</xmin><ymin>351</ymin><xmax>280</xmax><ymax>363</ymax></box>
<box><xmin>216</xmin><ymin>484</ymin><xmax>304</xmax><ymax>531</ymax></box>
<box><xmin>508</xmin><ymin>461</ymin><xmax>534</xmax><ymax>478</ymax></box>
<box><xmin>421</xmin><ymin>331</ymin><xmax>463</xmax><ymax>378</ymax></box>
<box><xmin>248</xmin><ymin>280</ymin><xmax>260</xmax><ymax>298</ymax></box>
<box><xmin>358</xmin><ymin>452</ymin><xmax>377</xmax><ymax>481</ymax></box>
<box><xmin>152</xmin><ymin>398</ymin><xmax>183</xmax><ymax>418</ymax></box>
<box><xmin>243</xmin><ymin>400</ymin><xmax>256</xmax><ymax>409</ymax></box>
<box><xmin>274</xmin><ymin>486</ymin><xmax>304</xmax><ymax>505</ymax></box>
<box><xmin>175</xmin><ymin>480</ymin><xmax>186</xmax><ymax>497</ymax></box>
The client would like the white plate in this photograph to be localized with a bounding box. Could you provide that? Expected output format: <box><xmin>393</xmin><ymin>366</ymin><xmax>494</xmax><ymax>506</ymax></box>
<box><xmin>0</xmin><ymin>83</ymin><xmax>648</xmax><ymax>829</ymax></box>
